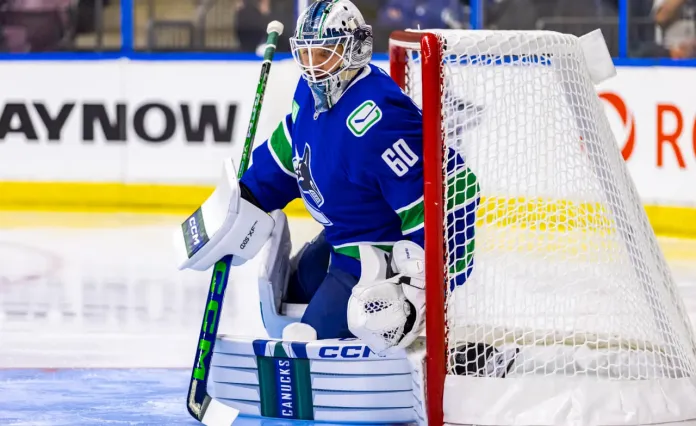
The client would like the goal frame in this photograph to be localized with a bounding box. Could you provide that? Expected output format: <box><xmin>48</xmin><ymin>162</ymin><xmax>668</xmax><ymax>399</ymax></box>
<box><xmin>389</xmin><ymin>30</ymin><xmax>447</xmax><ymax>426</ymax></box>
<box><xmin>388</xmin><ymin>28</ymin><xmax>696</xmax><ymax>426</ymax></box>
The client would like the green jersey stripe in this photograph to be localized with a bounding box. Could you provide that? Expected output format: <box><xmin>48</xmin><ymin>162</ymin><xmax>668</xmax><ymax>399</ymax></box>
<box><xmin>446</xmin><ymin>167</ymin><xmax>480</xmax><ymax>212</ymax></box>
<box><xmin>449</xmin><ymin>238</ymin><xmax>476</xmax><ymax>276</ymax></box>
<box><xmin>282</xmin><ymin>118</ymin><xmax>293</xmax><ymax>145</ymax></box>
<box><xmin>402</xmin><ymin>222</ymin><xmax>424</xmax><ymax>235</ymax></box>
<box><xmin>397</xmin><ymin>197</ymin><xmax>424</xmax><ymax>234</ymax></box>
<box><xmin>267</xmin><ymin>143</ymin><xmax>295</xmax><ymax>178</ymax></box>
<box><xmin>333</xmin><ymin>242</ymin><xmax>396</xmax><ymax>260</ymax></box>
<box><xmin>268</xmin><ymin>120</ymin><xmax>294</xmax><ymax>177</ymax></box>
<box><xmin>395</xmin><ymin>195</ymin><xmax>423</xmax><ymax>214</ymax></box>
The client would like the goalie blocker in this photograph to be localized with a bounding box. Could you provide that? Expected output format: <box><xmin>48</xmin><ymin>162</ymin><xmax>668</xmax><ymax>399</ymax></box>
<box><xmin>173</xmin><ymin>157</ymin><xmax>274</xmax><ymax>272</ymax></box>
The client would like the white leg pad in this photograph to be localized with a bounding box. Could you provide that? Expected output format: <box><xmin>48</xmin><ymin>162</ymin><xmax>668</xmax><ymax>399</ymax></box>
<box><xmin>406</xmin><ymin>337</ymin><xmax>428</xmax><ymax>426</ymax></box>
<box><xmin>256</xmin><ymin>210</ymin><xmax>306</xmax><ymax>338</ymax></box>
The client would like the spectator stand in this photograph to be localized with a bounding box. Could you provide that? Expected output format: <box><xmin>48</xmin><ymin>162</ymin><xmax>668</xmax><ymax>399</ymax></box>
<box><xmin>0</xmin><ymin>0</ymin><xmax>694</xmax><ymax>66</ymax></box>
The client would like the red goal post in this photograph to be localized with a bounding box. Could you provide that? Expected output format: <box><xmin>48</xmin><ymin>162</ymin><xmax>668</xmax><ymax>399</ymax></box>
<box><xmin>389</xmin><ymin>30</ymin><xmax>447</xmax><ymax>426</ymax></box>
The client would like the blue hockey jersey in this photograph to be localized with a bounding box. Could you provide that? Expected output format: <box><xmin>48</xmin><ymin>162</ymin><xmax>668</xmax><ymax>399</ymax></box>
<box><xmin>241</xmin><ymin>64</ymin><xmax>479</xmax><ymax>283</ymax></box>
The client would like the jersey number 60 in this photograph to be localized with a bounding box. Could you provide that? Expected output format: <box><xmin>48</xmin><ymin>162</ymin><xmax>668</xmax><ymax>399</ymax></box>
<box><xmin>382</xmin><ymin>139</ymin><xmax>419</xmax><ymax>177</ymax></box>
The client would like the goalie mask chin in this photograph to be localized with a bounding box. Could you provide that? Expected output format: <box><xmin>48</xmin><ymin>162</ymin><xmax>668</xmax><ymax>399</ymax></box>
<box><xmin>347</xmin><ymin>243</ymin><xmax>426</xmax><ymax>355</ymax></box>
<box><xmin>290</xmin><ymin>0</ymin><xmax>373</xmax><ymax>115</ymax></box>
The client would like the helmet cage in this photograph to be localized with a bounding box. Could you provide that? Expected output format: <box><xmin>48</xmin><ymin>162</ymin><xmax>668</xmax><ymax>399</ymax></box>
<box><xmin>290</xmin><ymin>35</ymin><xmax>353</xmax><ymax>83</ymax></box>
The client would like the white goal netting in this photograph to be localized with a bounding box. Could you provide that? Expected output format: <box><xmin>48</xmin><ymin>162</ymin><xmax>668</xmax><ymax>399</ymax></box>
<box><xmin>391</xmin><ymin>30</ymin><xmax>696</xmax><ymax>425</ymax></box>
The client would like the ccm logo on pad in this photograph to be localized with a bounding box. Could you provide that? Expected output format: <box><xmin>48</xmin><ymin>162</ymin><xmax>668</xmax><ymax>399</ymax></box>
<box><xmin>189</xmin><ymin>217</ymin><xmax>201</xmax><ymax>245</ymax></box>
<box><xmin>318</xmin><ymin>345</ymin><xmax>376</xmax><ymax>358</ymax></box>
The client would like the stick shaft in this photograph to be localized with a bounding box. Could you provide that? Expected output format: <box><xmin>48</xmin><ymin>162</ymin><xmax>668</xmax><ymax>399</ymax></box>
<box><xmin>237</xmin><ymin>32</ymin><xmax>280</xmax><ymax>178</ymax></box>
<box><xmin>186</xmin><ymin>28</ymin><xmax>281</xmax><ymax>423</ymax></box>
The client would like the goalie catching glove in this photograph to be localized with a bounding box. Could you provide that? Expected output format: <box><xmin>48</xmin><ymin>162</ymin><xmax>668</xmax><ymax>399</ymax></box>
<box><xmin>347</xmin><ymin>241</ymin><xmax>426</xmax><ymax>355</ymax></box>
<box><xmin>173</xmin><ymin>157</ymin><xmax>274</xmax><ymax>271</ymax></box>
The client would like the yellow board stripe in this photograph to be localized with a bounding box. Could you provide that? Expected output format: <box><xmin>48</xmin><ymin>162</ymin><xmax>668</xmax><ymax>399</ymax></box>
<box><xmin>475</xmin><ymin>197</ymin><xmax>614</xmax><ymax>231</ymax></box>
<box><xmin>0</xmin><ymin>181</ymin><xmax>309</xmax><ymax>216</ymax></box>
<box><xmin>0</xmin><ymin>181</ymin><xmax>694</xmax><ymax>237</ymax></box>
<box><xmin>643</xmin><ymin>205</ymin><xmax>696</xmax><ymax>238</ymax></box>
<box><xmin>475</xmin><ymin>196</ymin><xmax>696</xmax><ymax>238</ymax></box>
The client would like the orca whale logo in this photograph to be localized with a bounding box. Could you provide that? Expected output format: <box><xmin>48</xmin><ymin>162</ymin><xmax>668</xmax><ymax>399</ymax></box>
<box><xmin>294</xmin><ymin>144</ymin><xmax>332</xmax><ymax>226</ymax></box>
<box><xmin>295</xmin><ymin>144</ymin><xmax>324</xmax><ymax>207</ymax></box>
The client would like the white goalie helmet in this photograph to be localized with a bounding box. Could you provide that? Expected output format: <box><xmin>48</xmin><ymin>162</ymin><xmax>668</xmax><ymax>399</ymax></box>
<box><xmin>289</xmin><ymin>0</ymin><xmax>373</xmax><ymax>113</ymax></box>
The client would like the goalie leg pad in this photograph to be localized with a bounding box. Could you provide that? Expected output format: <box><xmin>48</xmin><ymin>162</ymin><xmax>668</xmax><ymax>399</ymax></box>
<box><xmin>209</xmin><ymin>335</ymin><xmax>416</xmax><ymax>423</ymax></box>
<box><xmin>256</xmin><ymin>210</ymin><xmax>297</xmax><ymax>338</ymax></box>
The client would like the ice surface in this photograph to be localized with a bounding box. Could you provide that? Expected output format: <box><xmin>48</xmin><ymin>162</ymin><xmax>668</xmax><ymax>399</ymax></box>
<box><xmin>0</xmin><ymin>368</ymin><xmax>192</xmax><ymax>426</ymax></box>
<box><xmin>0</xmin><ymin>212</ymin><xmax>694</xmax><ymax>425</ymax></box>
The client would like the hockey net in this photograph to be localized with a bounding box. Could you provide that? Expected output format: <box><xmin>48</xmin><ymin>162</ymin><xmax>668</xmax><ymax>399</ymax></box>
<box><xmin>389</xmin><ymin>30</ymin><xmax>696</xmax><ymax>425</ymax></box>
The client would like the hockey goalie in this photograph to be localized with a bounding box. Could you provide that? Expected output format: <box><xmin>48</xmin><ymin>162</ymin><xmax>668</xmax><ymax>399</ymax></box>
<box><xmin>175</xmin><ymin>0</ymin><xmax>480</xmax><ymax>356</ymax></box>
<box><xmin>172</xmin><ymin>1</ymin><xmax>696</xmax><ymax>424</ymax></box>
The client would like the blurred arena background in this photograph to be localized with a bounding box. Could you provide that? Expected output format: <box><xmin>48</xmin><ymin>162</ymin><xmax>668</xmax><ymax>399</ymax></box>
<box><xmin>0</xmin><ymin>0</ymin><xmax>690</xmax><ymax>57</ymax></box>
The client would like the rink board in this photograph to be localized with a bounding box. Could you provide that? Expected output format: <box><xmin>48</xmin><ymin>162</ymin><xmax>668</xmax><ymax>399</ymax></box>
<box><xmin>209</xmin><ymin>335</ymin><xmax>426</xmax><ymax>423</ymax></box>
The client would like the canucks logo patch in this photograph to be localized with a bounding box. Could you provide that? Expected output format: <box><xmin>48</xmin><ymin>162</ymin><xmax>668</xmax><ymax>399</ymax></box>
<box><xmin>293</xmin><ymin>144</ymin><xmax>332</xmax><ymax>226</ymax></box>
<box><xmin>346</xmin><ymin>100</ymin><xmax>382</xmax><ymax>137</ymax></box>
<box><xmin>291</xmin><ymin>100</ymin><xmax>300</xmax><ymax>123</ymax></box>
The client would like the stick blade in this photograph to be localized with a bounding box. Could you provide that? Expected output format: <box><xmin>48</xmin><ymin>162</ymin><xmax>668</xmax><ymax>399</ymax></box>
<box><xmin>201</xmin><ymin>399</ymin><xmax>240</xmax><ymax>426</ymax></box>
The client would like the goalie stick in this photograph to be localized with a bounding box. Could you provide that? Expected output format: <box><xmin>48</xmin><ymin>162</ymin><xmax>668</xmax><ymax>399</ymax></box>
<box><xmin>186</xmin><ymin>20</ymin><xmax>284</xmax><ymax>426</ymax></box>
